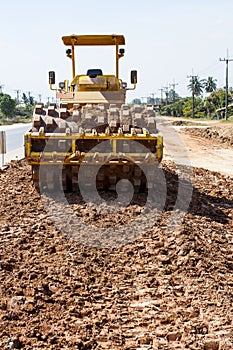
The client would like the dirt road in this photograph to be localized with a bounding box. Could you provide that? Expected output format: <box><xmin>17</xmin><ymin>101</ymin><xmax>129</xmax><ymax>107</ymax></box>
<box><xmin>158</xmin><ymin>118</ymin><xmax>233</xmax><ymax>177</ymax></box>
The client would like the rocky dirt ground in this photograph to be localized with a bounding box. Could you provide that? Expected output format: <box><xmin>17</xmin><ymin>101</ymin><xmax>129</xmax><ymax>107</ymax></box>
<box><xmin>163</xmin><ymin>117</ymin><xmax>233</xmax><ymax>148</ymax></box>
<box><xmin>183</xmin><ymin>125</ymin><xmax>233</xmax><ymax>148</ymax></box>
<box><xmin>0</xmin><ymin>157</ymin><xmax>232</xmax><ymax>349</ymax></box>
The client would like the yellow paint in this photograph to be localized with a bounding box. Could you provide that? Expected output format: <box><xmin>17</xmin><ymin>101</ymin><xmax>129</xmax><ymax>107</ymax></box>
<box><xmin>24</xmin><ymin>135</ymin><xmax>31</xmax><ymax>158</ymax></box>
<box><xmin>157</xmin><ymin>135</ymin><xmax>163</xmax><ymax>162</ymax></box>
<box><xmin>62</xmin><ymin>35</ymin><xmax>125</xmax><ymax>46</ymax></box>
<box><xmin>72</xmin><ymin>139</ymin><xmax>76</xmax><ymax>153</ymax></box>
<box><xmin>27</xmin><ymin>133</ymin><xmax>158</xmax><ymax>141</ymax></box>
<box><xmin>50</xmin><ymin>33</ymin><xmax>132</xmax><ymax>102</ymax></box>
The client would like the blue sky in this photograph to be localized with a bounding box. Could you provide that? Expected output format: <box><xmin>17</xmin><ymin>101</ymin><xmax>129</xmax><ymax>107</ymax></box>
<box><xmin>0</xmin><ymin>0</ymin><xmax>233</xmax><ymax>102</ymax></box>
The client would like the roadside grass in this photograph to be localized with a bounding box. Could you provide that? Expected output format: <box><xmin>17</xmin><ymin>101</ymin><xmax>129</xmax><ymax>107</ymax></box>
<box><xmin>219</xmin><ymin>118</ymin><xmax>233</xmax><ymax>124</ymax></box>
<box><xmin>0</xmin><ymin>116</ymin><xmax>32</xmax><ymax>125</ymax></box>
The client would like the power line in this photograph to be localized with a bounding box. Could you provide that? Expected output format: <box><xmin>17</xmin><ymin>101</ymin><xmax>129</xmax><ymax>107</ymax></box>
<box><xmin>0</xmin><ymin>83</ymin><xmax>54</xmax><ymax>105</ymax></box>
<box><xmin>219</xmin><ymin>50</ymin><xmax>233</xmax><ymax>120</ymax></box>
<box><xmin>197</xmin><ymin>61</ymin><xmax>222</xmax><ymax>77</ymax></box>
<box><xmin>169</xmin><ymin>82</ymin><xmax>178</xmax><ymax>90</ymax></box>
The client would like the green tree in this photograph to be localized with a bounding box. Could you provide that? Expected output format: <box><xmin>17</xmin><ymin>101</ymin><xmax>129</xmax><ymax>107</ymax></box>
<box><xmin>160</xmin><ymin>98</ymin><xmax>184</xmax><ymax>117</ymax></box>
<box><xmin>22</xmin><ymin>92</ymin><xmax>28</xmax><ymax>104</ymax></box>
<box><xmin>203</xmin><ymin>96</ymin><xmax>215</xmax><ymax>117</ymax></box>
<box><xmin>172</xmin><ymin>98</ymin><xmax>187</xmax><ymax>117</ymax></box>
<box><xmin>183</xmin><ymin>97</ymin><xmax>205</xmax><ymax>118</ymax></box>
<box><xmin>0</xmin><ymin>94</ymin><xmax>16</xmax><ymax>118</ymax></box>
<box><xmin>187</xmin><ymin>76</ymin><xmax>204</xmax><ymax>96</ymax></box>
<box><xmin>206</xmin><ymin>89</ymin><xmax>225</xmax><ymax>109</ymax></box>
<box><xmin>29</xmin><ymin>95</ymin><xmax>35</xmax><ymax>105</ymax></box>
<box><xmin>131</xmin><ymin>98</ymin><xmax>141</xmax><ymax>105</ymax></box>
<box><xmin>187</xmin><ymin>76</ymin><xmax>204</xmax><ymax>118</ymax></box>
<box><xmin>203</xmin><ymin>77</ymin><xmax>217</xmax><ymax>93</ymax></box>
<box><xmin>147</xmin><ymin>96</ymin><xmax>155</xmax><ymax>104</ymax></box>
<box><xmin>168</xmin><ymin>89</ymin><xmax>180</xmax><ymax>103</ymax></box>
<box><xmin>160</xmin><ymin>104</ymin><xmax>172</xmax><ymax>116</ymax></box>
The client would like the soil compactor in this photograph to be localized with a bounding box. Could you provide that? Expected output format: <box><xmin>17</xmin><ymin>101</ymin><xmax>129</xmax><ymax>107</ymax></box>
<box><xmin>25</xmin><ymin>34</ymin><xmax>163</xmax><ymax>192</ymax></box>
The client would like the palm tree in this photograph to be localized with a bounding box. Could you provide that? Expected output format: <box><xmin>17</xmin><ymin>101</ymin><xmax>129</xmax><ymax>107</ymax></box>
<box><xmin>187</xmin><ymin>76</ymin><xmax>204</xmax><ymax>118</ymax></box>
<box><xmin>203</xmin><ymin>77</ymin><xmax>217</xmax><ymax>93</ymax></box>
<box><xmin>187</xmin><ymin>76</ymin><xmax>204</xmax><ymax>96</ymax></box>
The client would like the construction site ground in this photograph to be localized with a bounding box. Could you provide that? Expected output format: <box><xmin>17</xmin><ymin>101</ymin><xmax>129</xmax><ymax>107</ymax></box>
<box><xmin>160</xmin><ymin>117</ymin><xmax>233</xmax><ymax>177</ymax></box>
<box><xmin>0</xmin><ymin>118</ymin><xmax>232</xmax><ymax>349</ymax></box>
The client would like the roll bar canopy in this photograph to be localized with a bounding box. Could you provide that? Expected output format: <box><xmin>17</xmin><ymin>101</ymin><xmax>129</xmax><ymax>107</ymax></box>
<box><xmin>62</xmin><ymin>34</ymin><xmax>125</xmax><ymax>46</ymax></box>
<box><xmin>62</xmin><ymin>34</ymin><xmax>125</xmax><ymax>79</ymax></box>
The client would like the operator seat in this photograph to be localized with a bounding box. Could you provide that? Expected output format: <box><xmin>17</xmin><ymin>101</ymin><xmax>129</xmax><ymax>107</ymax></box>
<box><xmin>86</xmin><ymin>69</ymin><xmax>103</xmax><ymax>78</ymax></box>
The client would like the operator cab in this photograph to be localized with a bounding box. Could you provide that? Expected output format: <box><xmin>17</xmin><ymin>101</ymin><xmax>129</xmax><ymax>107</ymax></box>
<box><xmin>86</xmin><ymin>69</ymin><xmax>103</xmax><ymax>78</ymax></box>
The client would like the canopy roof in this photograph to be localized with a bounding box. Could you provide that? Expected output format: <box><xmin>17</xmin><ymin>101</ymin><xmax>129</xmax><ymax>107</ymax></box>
<box><xmin>62</xmin><ymin>34</ymin><xmax>125</xmax><ymax>46</ymax></box>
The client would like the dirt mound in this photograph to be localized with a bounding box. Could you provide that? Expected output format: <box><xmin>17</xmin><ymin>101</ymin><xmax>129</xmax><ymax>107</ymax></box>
<box><xmin>184</xmin><ymin>125</ymin><xmax>233</xmax><ymax>147</ymax></box>
<box><xmin>171</xmin><ymin>120</ymin><xmax>201</xmax><ymax>126</ymax></box>
<box><xmin>0</xmin><ymin>160</ymin><xmax>232</xmax><ymax>349</ymax></box>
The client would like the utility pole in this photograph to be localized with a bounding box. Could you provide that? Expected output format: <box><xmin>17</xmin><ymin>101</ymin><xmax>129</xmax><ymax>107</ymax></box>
<box><xmin>27</xmin><ymin>91</ymin><xmax>32</xmax><ymax>104</ymax></box>
<box><xmin>150</xmin><ymin>93</ymin><xmax>156</xmax><ymax>105</ymax></box>
<box><xmin>163</xmin><ymin>86</ymin><xmax>169</xmax><ymax>106</ymax></box>
<box><xmin>158</xmin><ymin>88</ymin><xmax>164</xmax><ymax>106</ymax></box>
<box><xmin>169</xmin><ymin>81</ymin><xmax>179</xmax><ymax>103</ymax></box>
<box><xmin>187</xmin><ymin>75</ymin><xmax>197</xmax><ymax>118</ymax></box>
<box><xmin>38</xmin><ymin>94</ymin><xmax>42</xmax><ymax>103</ymax></box>
<box><xmin>219</xmin><ymin>50</ymin><xmax>233</xmax><ymax>120</ymax></box>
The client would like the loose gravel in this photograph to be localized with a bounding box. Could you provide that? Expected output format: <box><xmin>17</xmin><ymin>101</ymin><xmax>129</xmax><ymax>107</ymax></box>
<box><xmin>0</xmin><ymin>160</ymin><xmax>232</xmax><ymax>349</ymax></box>
<box><xmin>183</xmin><ymin>125</ymin><xmax>233</xmax><ymax>147</ymax></box>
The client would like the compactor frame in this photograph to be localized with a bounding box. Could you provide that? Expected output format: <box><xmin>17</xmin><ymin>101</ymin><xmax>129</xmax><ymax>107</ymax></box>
<box><xmin>25</xmin><ymin>34</ymin><xmax>163</xmax><ymax>192</ymax></box>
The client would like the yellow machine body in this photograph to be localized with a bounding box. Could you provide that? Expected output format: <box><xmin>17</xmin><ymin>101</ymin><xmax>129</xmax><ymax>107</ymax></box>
<box><xmin>25</xmin><ymin>34</ymin><xmax>163</xmax><ymax>192</ymax></box>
